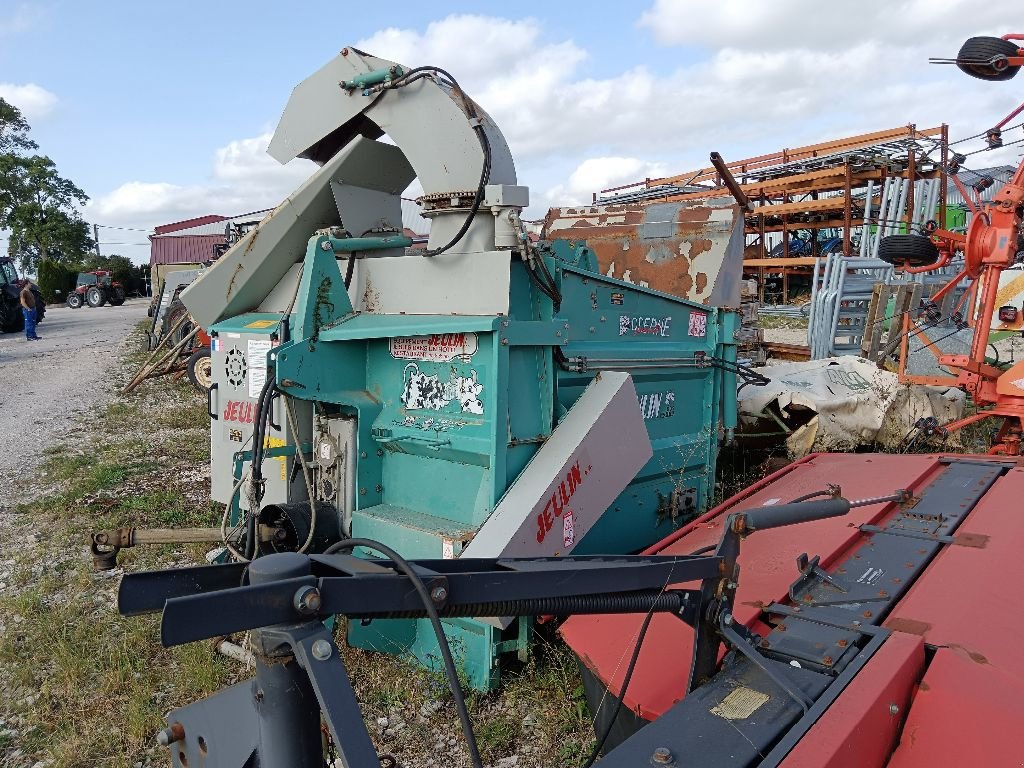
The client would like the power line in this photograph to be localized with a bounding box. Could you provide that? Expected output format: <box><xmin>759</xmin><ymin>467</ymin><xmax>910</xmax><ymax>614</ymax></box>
<box><xmin>93</xmin><ymin>223</ymin><xmax>152</xmax><ymax>233</ymax></box>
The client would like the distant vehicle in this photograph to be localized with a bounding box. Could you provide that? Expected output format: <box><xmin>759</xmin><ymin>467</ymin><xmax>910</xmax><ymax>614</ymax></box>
<box><xmin>0</xmin><ymin>257</ymin><xmax>46</xmax><ymax>333</ymax></box>
<box><xmin>769</xmin><ymin>235</ymin><xmax>846</xmax><ymax>258</ymax></box>
<box><xmin>66</xmin><ymin>270</ymin><xmax>126</xmax><ymax>309</ymax></box>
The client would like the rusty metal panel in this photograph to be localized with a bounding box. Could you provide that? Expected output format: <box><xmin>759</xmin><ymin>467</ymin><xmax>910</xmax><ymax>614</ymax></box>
<box><xmin>542</xmin><ymin>197</ymin><xmax>742</xmax><ymax>307</ymax></box>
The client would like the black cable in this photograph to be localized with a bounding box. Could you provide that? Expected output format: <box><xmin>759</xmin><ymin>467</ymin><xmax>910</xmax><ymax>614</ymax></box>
<box><xmin>244</xmin><ymin>375</ymin><xmax>277</xmax><ymax>560</ymax></box>
<box><xmin>582</xmin><ymin>610</ymin><xmax>656</xmax><ymax>767</ymax></box>
<box><xmin>322</xmin><ymin>538</ymin><xmax>483</xmax><ymax>768</ymax></box>
<box><xmin>344</xmin><ymin>251</ymin><xmax>357</xmax><ymax>290</ymax></box>
<box><xmin>787</xmin><ymin>489</ymin><xmax>834</xmax><ymax>504</ymax></box>
<box><xmin>383</xmin><ymin>66</ymin><xmax>492</xmax><ymax>259</ymax></box>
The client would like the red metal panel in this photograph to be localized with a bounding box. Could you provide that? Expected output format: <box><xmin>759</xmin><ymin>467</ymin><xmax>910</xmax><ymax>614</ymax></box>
<box><xmin>560</xmin><ymin>453</ymin><xmax>944</xmax><ymax>720</ymax></box>
<box><xmin>149</xmin><ymin>235</ymin><xmax>226</xmax><ymax>266</ymax></box>
<box><xmin>779</xmin><ymin>632</ymin><xmax>925</xmax><ymax>768</ymax></box>
<box><xmin>887</xmin><ymin>649</ymin><xmax>1024</xmax><ymax>767</ymax></box>
<box><xmin>885</xmin><ymin>464</ymin><xmax>1024</xmax><ymax>674</ymax></box>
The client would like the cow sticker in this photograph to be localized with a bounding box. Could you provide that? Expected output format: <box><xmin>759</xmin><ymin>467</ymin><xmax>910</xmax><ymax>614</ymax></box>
<box><xmin>400</xmin><ymin>362</ymin><xmax>485</xmax><ymax>414</ymax></box>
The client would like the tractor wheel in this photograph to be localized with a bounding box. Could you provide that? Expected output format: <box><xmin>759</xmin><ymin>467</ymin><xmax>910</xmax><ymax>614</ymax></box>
<box><xmin>957</xmin><ymin>37</ymin><xmax>1021</xmax><ymax>81</ymax></box>
<box><xmin>0</xmin><ymin>298</ymin><xmax>22</xmax><ymax>332</ymax></box>
<box><xmin>878</xmin><ymin>234</ymin><xmax>940</xmax><ymax>268</ymax></box>
<box><xmin>66</xmin><ymin>292</ymin><xmax>83</xmax><ymax>309</ymax></box>
<box><xmin>187</xmin><ymin>347</ymin><xmax>213</xmax><ymax>393</ymax></box>
<box><xmin>86</xmin><ymin>286</ymin><xmax>105</xmax><ymax>307</ymax></box>
<box><xmin>108</xmin><ymin>286</ymin><xmax>126</xmax><ymax>306</ymax></box>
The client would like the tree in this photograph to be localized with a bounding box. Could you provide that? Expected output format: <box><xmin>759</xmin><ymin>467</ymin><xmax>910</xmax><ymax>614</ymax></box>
<box><xmin>0</xmin><ymin>98</ymin><xmax>93</xmax><ymax>272</ymax></box>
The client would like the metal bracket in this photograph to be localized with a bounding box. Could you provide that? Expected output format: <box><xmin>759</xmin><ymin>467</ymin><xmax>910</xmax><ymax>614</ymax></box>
<box><xmin>858</xmin><ymin>523</ymin><xmax>955</xmax><ymax>545</ymax></box>
<box><xmin>788</xmin><ymin>553</ymin><xmax>848</xmax><ymax>602</ymax></box>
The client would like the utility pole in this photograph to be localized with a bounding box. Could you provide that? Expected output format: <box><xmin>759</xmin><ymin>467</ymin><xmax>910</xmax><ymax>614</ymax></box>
<box><xmin>93</xmin><ymin>223</ymin><xmax>101</xmax><ymax>257</ymax></box>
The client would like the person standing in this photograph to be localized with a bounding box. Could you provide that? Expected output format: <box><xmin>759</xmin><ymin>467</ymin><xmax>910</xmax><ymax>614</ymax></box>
<box><xmin>20</xmin><ymin>283</ymin><xmax>40</xmax><ymax>341</ymax></box>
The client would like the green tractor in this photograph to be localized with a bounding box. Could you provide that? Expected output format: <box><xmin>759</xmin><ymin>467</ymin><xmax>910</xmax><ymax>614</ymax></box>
<box><xmin>66</xmin><ymin>270</ymin><xmax>126</xmax><ymax>308</ymax></box>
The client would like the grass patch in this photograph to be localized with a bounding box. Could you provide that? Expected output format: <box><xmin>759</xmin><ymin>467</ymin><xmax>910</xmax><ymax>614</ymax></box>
<box><xmin>758</xmin><ymin>313</ymin><xmax>809</xmax><ymax>330</ymax></box>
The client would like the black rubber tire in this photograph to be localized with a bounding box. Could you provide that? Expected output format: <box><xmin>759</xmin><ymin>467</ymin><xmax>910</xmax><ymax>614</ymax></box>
<box><xmin>957</xmin><ymin>37</ymin><xmax>1021</xmax><ymax>81</ymax></box>
<box><xmin>66</xmin><ymin>292</ymin><xmax>83</xmax><ymax>309</ymax></box>
<box><xmin>86</xmin><ymin>286</ymin><xmax>105</xmax><ymax>307</ymax></box>
<box><xmin>107</xmin><ymin>286</ymin><xmax>126</xmax><ymax>306</ymax></box>
<box><xmin>0</xmin><ymin>299</ymin><xmax>22</xmax><ymax>332</ymax></box>
<box><xmin>878</xmin><ymin>234</ymin><xmax>940</xmax><ymax>268</ymax></box>
<box><xmin>186</xmin><ymin>347</ymin><xmax>213</xmax><ymax>393</ymax></box>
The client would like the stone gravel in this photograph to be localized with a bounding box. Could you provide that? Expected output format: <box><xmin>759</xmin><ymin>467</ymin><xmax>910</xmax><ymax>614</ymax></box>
<box><xmin>0</xmin><ymin>299</ymin><xmax>149</xmax><ymax>505</ymax></box>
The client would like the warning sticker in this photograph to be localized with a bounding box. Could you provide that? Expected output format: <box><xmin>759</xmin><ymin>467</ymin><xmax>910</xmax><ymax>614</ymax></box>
<box><xmin>688</xmin><ymin>311</ymin><xmax>708</xmax><ymax>337</ymax></box>
<box><xmin>390</xmin><ymin>333</ymin><xmax>479</xmax><ymax>362</ymax></box>
<box><xmin>247</xmin><ymin>339</ymin><xmax>273</xmax><ymax>398</ymax></box>
<box><xmin>711</xmin><ymin>687</ymin><xmax>770</xmax><ymax>720</ymax></box>
<box><xmin>563</xmin><ymin>514</ymin><xmax>576</xmax><ymax>549</ymax></box>
<box><xmin>245</xmin><ymin>319</ymin><xmax>277</xmax><ymax>329</ymax></box>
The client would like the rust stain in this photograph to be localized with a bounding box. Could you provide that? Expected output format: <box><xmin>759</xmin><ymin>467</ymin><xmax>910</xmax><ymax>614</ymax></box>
<box><xmin>918</xmin><ymin>681</ymin><xmax>929</xmax><ymax>691</ymax></box>
<box><xmin>690</xmin><ymin>238</ymin><xmax>713</xmax><ymax>258</ymax></box>
<box><xmin>953</xmin><ymin>532</ymin><xmax>989</xmax><ymax>548</ymax></box>
<box><xmin>884</xmin><ymin>617</ymin><xmax>932</xmax><ymax>636</ymax></box>
<box><xmin>696</xmin><ymin>272</ymin><xmax>708</xmax><ymax>293</ymax></box>
<box><xmin>948</xmin><ymin>644</ymin><xmax>989</xmax><ymax>665</ymax></box>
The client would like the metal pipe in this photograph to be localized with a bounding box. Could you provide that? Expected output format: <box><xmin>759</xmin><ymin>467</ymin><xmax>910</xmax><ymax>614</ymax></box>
<box><xmin>872</xmin><ymin>178</ymin><xmax>892</xmax><ymax>258</ymax></box>
<box><xmin>327</xmin><ymin>235</ymin><xmax>413</xmax><ymax>252</ymax></box>
<box><xmin>859</xmin><ymin>180</ymin><xmax>875</xmax><ymax>258</ymax></box>
<box><xmin>216</xmin><ymin>639</ymin><xmax>255</xmax><ymax>666</ymax></box>
<box><xmin>709</xmin><ymin>152</ymin><xmax>753</xmax><ymax>211</ymax></box>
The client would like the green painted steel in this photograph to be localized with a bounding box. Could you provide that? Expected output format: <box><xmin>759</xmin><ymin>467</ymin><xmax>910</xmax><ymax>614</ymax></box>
<box><xmin>339</xmin><ymin>66</ymin><xmax>405</xmax><ymax>91</ymax></box>
<box><xmin>327</xmin><ymin>235</ymin><xmax>413</xmax><ymax>252</ymax></box>
<box><xmin>233</xmin><ymin>234</ymin><xmax>736</xmax><ymax>690</ymax></box>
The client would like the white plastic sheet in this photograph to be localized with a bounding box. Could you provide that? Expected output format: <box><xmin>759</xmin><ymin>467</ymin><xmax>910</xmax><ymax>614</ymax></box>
<box><xmin>739</xmin><ymin>356</ymin><xmax>965</xmax><ymax>457</ymax></box>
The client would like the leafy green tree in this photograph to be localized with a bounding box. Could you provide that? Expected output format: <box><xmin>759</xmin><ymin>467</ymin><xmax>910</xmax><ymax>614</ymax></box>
<box><xmin>0</xmin><ymin>98</ymin><xmax>93</xmax><ymax>272</ymax></box>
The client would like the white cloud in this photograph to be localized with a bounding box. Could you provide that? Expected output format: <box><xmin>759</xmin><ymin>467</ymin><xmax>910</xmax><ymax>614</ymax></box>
<box><xmin>0</xmin><ymin>83</ymin><xmax>57</xmax><ymax>120</ymax></box>
<box><xmin>637</xmin><ymin>0</ymin><xmax>1008</xmax><ymax>50</ymax></box>
<box><xmin>544</xmin><ymin>157</ymin><xmax>668</xmax><ymax>206</ymax></box>
<box><xmin>85</xmin><ymin>133</ymin><xmax>315</xmax><ymax>233</ymax></box>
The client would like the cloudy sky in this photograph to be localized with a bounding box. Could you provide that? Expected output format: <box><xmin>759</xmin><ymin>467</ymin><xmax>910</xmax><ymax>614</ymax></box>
<box><xmin>1</xmin><ymin>1</ymin><xmax>1021</xmax><ymax>264</ymax></box>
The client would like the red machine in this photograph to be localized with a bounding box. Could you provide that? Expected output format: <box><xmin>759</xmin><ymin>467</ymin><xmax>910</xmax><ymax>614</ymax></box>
<box><xmin>881</xmin><ymin>35</ymin><xmax>1024</xmax><ymax>454</ymax></box>
<box><xmin>561</xmin><ymin>37</ymin><xmax>1024</xmax><ymax>767</ymax></box>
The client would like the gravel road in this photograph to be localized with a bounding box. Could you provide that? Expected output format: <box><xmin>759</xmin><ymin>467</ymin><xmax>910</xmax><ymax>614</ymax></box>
<box><xmin>0</xmin><ymin>299</ymin><xmax>148</xmax><ymax>504</ymax></box>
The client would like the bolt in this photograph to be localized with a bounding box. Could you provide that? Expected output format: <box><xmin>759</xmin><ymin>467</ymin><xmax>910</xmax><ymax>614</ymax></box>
<box><xmin>555</xmin><ymin>331</ymin><xmax>562</xmax><ymax>337</ymax></box>
<box><xmin>889</xmin><ymin>703</ymin><xmax>900</xmax><ymax>715</ymax></box>
<box><xmin>377</xmin><ymin>449</ymin><xmax>384</xmax><ymax>457</ymax></box>
<box><xmin>311</xmin><ymin>638</ymin><xmax>333</xmax><ymax>661</ymax></box>
<box><xmin>430</xmin><ymin>586</ymin><xmax>448</xmax><ymax>603</ymax></box>
<box><xmin>651</xmin><ymin>747</ymin><xmax>674</xmax><ymax>764</ymax></box>
<box><xmin>293</xmin><ymin>586</ymin><xmax>322</xmax><ymax>616</ymax></box>
<box><xmin>157</xmin><ymin>723</ymin><xmax>185</xmax><ymax>746</ymax></box>
<box><xmin>360</xmin><ymin>451</ymin><xmax>368</xmax><ymax>459</ymax></box>
<box><xmin>360</xmin><ymin>488</ymin><xmax>367</xmax><ymax>496</ymax></box>
<box><xmin>375</xmin><ymin>484</ymin><xmax>383</xmax><ymax>493</ymax></box>
<box><xmin>502</xmin><ymin>338</ymin><xmax>509</xmax><ymax>345</ymax></box>
<box><xmin>722</xmin><ymin>612</ymin><xmax>733</xmax><ymax>626</ymax></box>
<box><xmin>320</xmin><ymin>240</ymin><xmax>333</xmax><ymax>251</ymax></box>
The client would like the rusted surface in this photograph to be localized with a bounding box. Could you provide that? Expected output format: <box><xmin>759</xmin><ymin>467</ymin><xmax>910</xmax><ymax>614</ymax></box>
<box><xmin>542</xmin><ymin>197</ymin><xmax>742</xmax><ymax>306</ymax></box>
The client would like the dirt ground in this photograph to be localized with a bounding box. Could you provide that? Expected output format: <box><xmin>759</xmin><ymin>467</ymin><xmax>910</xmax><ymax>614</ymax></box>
<box><xmin>0</xmin><ymin>299</ymin><xmax>148</xmax><ymax>503</ymax></box>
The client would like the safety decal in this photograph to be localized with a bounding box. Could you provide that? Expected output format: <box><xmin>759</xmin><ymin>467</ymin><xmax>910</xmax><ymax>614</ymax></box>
<box><xmin>563</xmin><ymin>513</ymin><xmax>575</xmax><ymax>549</ymax></box>
<box><xmin>688</xmin><ymin>311</ymin><xmax>707</xmax><ymax>337</ymax></box>
<box><xmin>610</xmin><ymin>292</ymin><xmax>624</xmax><ymax>306</ymax></box>
<box><xmin>619</xmin><ymin>315</ymin><xmax>672</xmax><ymax>337</ymax></box>
<box><xmin>245</xmin><ymin>319</ymin><xmax>277</xmax><ymax>329</ymax></box>
<box><xmin>400</xmin><ymin>363</ymin><xmax>485</xmax><ymax>415</ymax></box>
<box><xmin>247</xmin><ymin>339</ymin><xmax>273</xmax><ymax>398</ymax></box>
<box><xmin>390</xmin><ymin>333</ymin><xmax>479</xmax><ymax>362</ymax></box>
